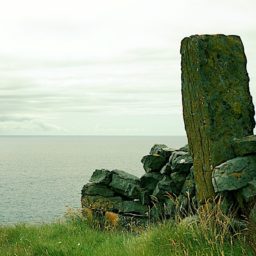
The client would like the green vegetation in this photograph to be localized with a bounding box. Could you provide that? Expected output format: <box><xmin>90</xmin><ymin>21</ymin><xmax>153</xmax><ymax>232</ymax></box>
<box><xmin>1</xmin><ymin>208</ymin><xmax>255</xmax><ymax>256</ymax></box>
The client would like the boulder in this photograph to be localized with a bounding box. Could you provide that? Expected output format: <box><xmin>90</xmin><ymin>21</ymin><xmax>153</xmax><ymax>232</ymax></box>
<box><xmin>153</xmin><ymin>176</ymin><xmax>173</xmax><ymax>200</ymax></box>
<box><xmin>178</xmin><ymin>144</ymin><xmax>189</xmax><ymax>153</ymax></box>
<box><xmin>120</xmin><ymin>201</ymin><xmax>148</xmax><ymax>215</ymax></box>
<box><xmin>141</xmin><ymin>154</ymin><xmax>167</xmax><ymax>173</ymax></box>
<box><xmin>232</xmin><ymin>135</ymin><xmax>256</xmax><ymax>157</ymax></box>
<box><xmin>170</xmin><ymin>172</ymin><xmax>187</xmax><ymax>194</ymax></box>
<box><xmin>89</xmin><ymin>169</ymin><xmax>112</xmax><ymax>185</ymax></box>
<box><xmin>181</xmin><ymin>170</ymin><xmax>196</xmax><ymax>196</ymax></box>
<box><xmin>111</xmin><ymin>169</ymin><xmax>139</xmax><ymax>181</ymax></box>
<box><xmin>109</xmin><ymin>170</ymin><xmax>140</xmax><ymax>199</ymax></box>
<box><xmin>212</xmin><ymin>156</ymin><xmax>256</xmax><ymax>192</ymax></box>
<box><xmin>160</xmin><ymin>163</ymin><xmax>172</xmax><ymax>174</ymax></box>
<box><xmin>81</xmin><ymin>183</ymin><xmax>115</xmax><ymax>197</ymax></box>
<box><xmin>140</xmin><ymin>172</ymin><xmax>163</xmax><ymax>193</ymax></box>
<box><xmin>140</xmin><ymin>173</ymin><xmax>164</xmax><ymax>205</ymax></box>
<box><xmin>181</xmin><ymin>35</ymin><xmax>255</xmax><ymax>201</ymax></box>
<box><xmin>150</xmin><ymin>144</ymin><xmax>167</xmax><ymax>154</ymax></box>
<box><xmin>140</xmin><ymin>190</ymin><xmax>151</xmax><ymax>205</ymax></box>
<box><xmin>150</xmin><ymin>144</ymin><xmax>175</xmax><ymax>159</ymax></box>
<box><xmin>170</xmin><ymin>151</ymin><xmax>193</xmax><ymax>174</ymax></box>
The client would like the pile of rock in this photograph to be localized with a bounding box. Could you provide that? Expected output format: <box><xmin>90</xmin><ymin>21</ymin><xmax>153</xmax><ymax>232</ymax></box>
<box><xmin>81</xmin><ymin>143</ymin><xmax>196</xmax><ymax>226</ymax></box>
<box><xmin>212</xmin><ymin>135</ymin><xmax>256</xmax><ymax>216</ymax></box>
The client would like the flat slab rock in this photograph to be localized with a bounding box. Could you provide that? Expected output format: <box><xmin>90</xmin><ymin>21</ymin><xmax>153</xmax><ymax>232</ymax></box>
<box><xmin>119</xmin><ymin>201</ymin><xmax>148</xmax><ymax>215</ymax></box>
<box><xmin>169</xmin><ymin>151</ymin><xmax>193</xmax><ymax>174</ymax></box>
<box><xmin>89</xmin><ymin>169</ymin><xmax>112</xmax><ymax>185</ymax></box>
<box><xmin>232</xmin><ymin>135</ymin><xmax>256</xmax><ymax>157</ymax></box>
<box><xmin>81</xmin><ymin>183</ymin><xmax>115</xmax><ymax>197</ymax></box>
<box><xmin>212</xmin><ymin>156</ymin><xmax>256</xmax><ymax>192</ymax></box>
<box><xmin>141</xmin><ymin>154</ymin><xmax>167</xmax><ymax>173</ymax></box>
<box><xmin>240</xmin><ymin>178</ymin><xmax>256</xmax><ymax>202</ymax></box>
<box><xmin>109</xmin><ymin>170</ymin><xmax>140</xmax><ymax>199</ymax></box>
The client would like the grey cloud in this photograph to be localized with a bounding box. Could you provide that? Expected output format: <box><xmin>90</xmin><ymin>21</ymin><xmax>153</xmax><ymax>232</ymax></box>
<box><xmin>0</xmin><ymin>115</ymin><xmax>65</xmax><ymax>133</ymax></box>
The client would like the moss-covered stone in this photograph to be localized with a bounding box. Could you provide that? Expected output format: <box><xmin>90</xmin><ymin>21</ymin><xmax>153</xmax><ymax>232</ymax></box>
<box><xmin>153</xmin><ymin>176</ymin><xmax>173</xmax><ymax>201</ymax></box>
<box><xmin>109</xmin><ymin>170</ymin><xmax>140</xmax><ymax>199</ymax></box>
<box><xmin>160</xmin><ymin>163</ymin><xmax>172</xmax><ymax>174</ymax></box>
<box><xmin>140</xmin><ymin>172</ymin><xmax>163</xmax><ymax>193</ymax></box>
<box><xmin>170</xmin><ymin>151</ymin><xmax>193</xmax><ymax>174</ymax></box>
<box><xmin>81</xmin><ymin>183</ymin><xmax>115</xmax><ymax>197</ymax></box>
<box><xmin>181</xmin><ymin>170</ymin><xmax>196</xmax><ymax>196</ymax></box>
<box><xmin>240</xmin><ymin>178</ymin><xmax>256</xmax><ymax>202</ymax></box>
<box><xmin>119</xmin><ymin>201</ymin><xmax>148</xmax><ymax>215</ymax></box>
<box><xmin>150</xmin><ymin>144</ymin><xmax>175</xmax><ymax>159</ymax></box>
<box><xmin>141</xmin><ymin>154</ymin><xmax>167</xmax><ymax>173</ymax></box>
<box><xmin>181</xmin><ymin>34</ymin><xmax>255</xmax><ymax>202</ymax></box>
<box><xmin>232</xmin><ymin>135</ymin><xmax>256</xmax><ymax>157</ymax></box>
<box><xmin>89</xmin><ymin>169</ymin><xmax>112</xmax><ymax>185</ymax></box>
<box><xmin>170</xmin><ymin>172</ymin><xmax>187</xmax><ymax>194</ymax></box>
<box><xmin>212</xmin><ymin>156</ymin><xmax>256</xmax><ymax>192</ymax></box>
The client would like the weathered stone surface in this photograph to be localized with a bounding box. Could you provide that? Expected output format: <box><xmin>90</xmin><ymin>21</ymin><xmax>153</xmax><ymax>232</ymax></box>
<box><xmin>212</xmin><ymin>156</ymin><xmax>256</xmax><ymax>192</ymax></box>
<box><xmin>232</xmin><ymin>135</ymin><xmax>256</xmax><ymax>157</ymax></box>
<box><xmin>141</xmin><ymin>155</ymin><xmax>167</xmax><ymax>173</ymax></box>
<box><xmin>240</xmin><ymin>178</ymin><xmax>256</xmax><ymax>202</ymax></box>
<box><xmin>109</xmin><ymin>170</ymin><xmax>140</xmax><ymax>199</ymax></box>
<box><xmin>89</xmin><ymin>169</ymin><xmax>112</xmax><ymax>185</ymax></box>
<box><xmin>140</xmin><ymin>173</ymin><xmax>164</xmax><ymax>205</ymax></box>
<box><xmin>181</xmin><ymin>170</ymin><xmax>196</xmax><ymax>196</ymax></box>
<box><xmin>179</xmin><ymin>144</ymin><xmax>189</xmax><ymax>153</ymax></box>
<box><xmin>140</xmin><ymin>190</ymin><xmax>151</xmax><ymax>205</ymax></box>
<box><xmin>150</xmin><ymin>144</ymin><xmax>175</xmax><ymax>159</ymax></box>
<box><xmin>153</xmin><ymin>176</ymin><xmax>173</xmax><ymax>200</ymax></box>
<box><xmin>111</xmin><ymin>169</ymin><xmax>139</xmax><ymax>181</ymax></box>
<box><xmin>181</xmin><ymin>34</ymin><xmax>255</xmax><ymax>201</ymax></box>
<box><xmin>81</xmin><ymin>183</ymin><xmax>115</xmax><ymax>197</ymax></box>
<box><xmin>120</xmin><ymin>201</ymin><xmax>148</xmax><ymax>215</ymax></box>
<box><xmin>140</xmin><ymin>172</ymin><xmax>163</xmax><ymax>193</ymax></box>
<box><xmin>170</xmin><ymin>151</ymin><xmax>193</xmax><ymax>174</ymax></box>
<box><xmin>170</xmin><ymin>172</ymin><xmax>187</xmax><ymax>194</ymax></box>
<box><xmin>150</xmin><ymin>144</ymin><xmax>167</xmax><ymax>154</ymax></box>
<box><xmin>160</xmin><ymin>163</ymin><xmax>172</xmax><ymax>174</ymax></box>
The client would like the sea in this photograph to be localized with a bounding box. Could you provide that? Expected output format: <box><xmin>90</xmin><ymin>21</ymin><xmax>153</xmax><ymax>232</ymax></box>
<box><xmin>0</xmin><ymin>136</ymin><xmax>187</xmax><ymax>224</ymax></box>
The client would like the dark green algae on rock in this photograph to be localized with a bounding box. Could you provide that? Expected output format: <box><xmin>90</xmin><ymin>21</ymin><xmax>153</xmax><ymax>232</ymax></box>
<box><xmin>89</xmin><ymin>169</ymin><xmax>112</xmax><ymax>185</ymax></box>
<box><xmin>212</xmin><ymin>156</ymin><xmax>256</xmax><ymax>192</ymax></box>
<box><xmin>109</xmin><ymin>170</ymin><xmax>140</xmax><ymax>199</ymax></box>
<box><xmin>141</xmin><ymin>154</ymin><xmax>167</xmax><ymax>173</ymax></box>
<box><xmin>181</xmin><ymin>34</ymin><xmax>255</xmax><ymax>201</ymax></box>
<box><xmin>81</xmin><ymin>143</ymin><xmax>197</xmax><ymax>226</ymax></box>
<box><xmin>232</xmin><ymin>135</ymin><xmax>256</xmax><ymax>157</ymax></box>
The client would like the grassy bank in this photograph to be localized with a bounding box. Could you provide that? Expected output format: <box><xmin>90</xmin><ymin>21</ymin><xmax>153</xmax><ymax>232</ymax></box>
<box><xmin>1</xmin><ymin>214</ymin><xmax>255</xmax><ymax>256</ymax></box>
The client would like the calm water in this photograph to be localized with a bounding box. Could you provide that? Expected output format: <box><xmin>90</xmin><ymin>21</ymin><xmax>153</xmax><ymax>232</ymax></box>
<box><xmin>0</xmin><ymin>136</ymin><xmax>187</xmax><ymax>224</ymax></box>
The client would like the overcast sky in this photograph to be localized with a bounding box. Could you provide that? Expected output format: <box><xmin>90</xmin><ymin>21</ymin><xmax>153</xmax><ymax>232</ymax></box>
<box><xmin>0</xmin><ymin>0</ymin><xmax>256</xmax><ymax>135</ymax></box>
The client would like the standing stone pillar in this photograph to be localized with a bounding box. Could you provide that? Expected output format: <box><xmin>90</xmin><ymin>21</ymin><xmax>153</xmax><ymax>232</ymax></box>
<box><xmin>181</xmin><ymin>35</ymin><xmax>255</xmax><ymax>202</ymax></box>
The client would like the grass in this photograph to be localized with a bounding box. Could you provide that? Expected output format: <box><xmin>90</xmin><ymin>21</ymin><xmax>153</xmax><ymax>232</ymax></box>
<box><xmin>1</xmin><ymin>208</ymin><xmax>255</xmax><ymax>256</ymax></box>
